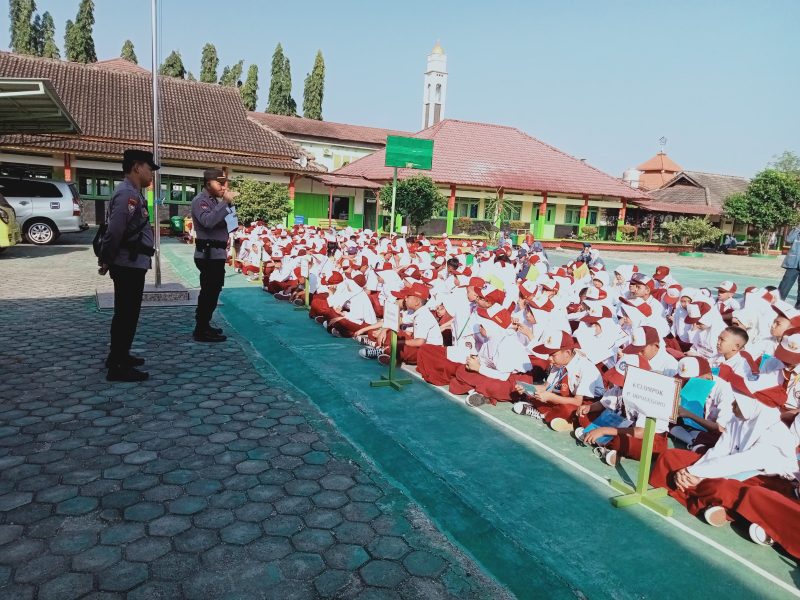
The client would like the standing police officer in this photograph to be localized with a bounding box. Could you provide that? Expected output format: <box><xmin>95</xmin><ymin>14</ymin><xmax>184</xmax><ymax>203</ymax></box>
<box><xmin>99</xmin><ymin>149</ymin><xmax>158</xmax><ymax>382</ymax></box>
<box><xmin>191</xmin><ymin>168</ymin><xmax>235</xmax><ymax>342</ymax></box>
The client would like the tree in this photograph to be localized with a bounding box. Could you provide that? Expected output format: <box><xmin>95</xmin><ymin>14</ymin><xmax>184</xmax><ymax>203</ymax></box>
<box><xmin>219</xmin><ymin>60</ymin><xmax>243</xmax><ymax>86</ymax></box>
<box><xmin>120</xmin><ymin>39</ymin><xmax>137</xmax><ymax>63</ymax></box>
<box><xmin>159</xmin><ymin>51</ymin><xmax>185</xmax><ymax>78</ymax></box>
<box><xmin>723</xmin><ymin>169</ymin><xmax>800</xmax><ymax>254</ymax></box>
<box><xmin>186</xmin><ymin>72</ymin><xmax>196</xmax><ymax>82</ymax></box>
<box><xmin>39</xmin><ymin>11</ymin><xmax>58</xmax><ymax>58</ymax></box>
<box><xmin>65</xmin><ymin>0</ymin><xmax>96</xmax><ymax>63</ymax></box>
<box><xmin>240</xmin><ymin>64</ymin><xmax>258</xmax><ymax>111</ymax></box>
<box><xmin>200</xmin><ymin>43</ymin><xmax>218</xmax><ymax>83</ymax></box>
<box><xmin>302</xmin><ymin>50</ymin><xmax>325</xmax><ymax>120</ymax></box>
<box><xmin>769</xmin><ymin>151</ymin><xmax>800</xmax><ymax>180</ymax></box>
<box><xmin>229</xmin><ymin>178</ymin><xmax>291</xmax><ymax>225</ymax></box>
<box><xmin>11</xmin><ymin>0</ymin><xmax>36</xmax><ymax>55</ymax></box>
<box><xmin>661</xmin><ymin>218</ymin><xmax>722</xmax><ymax>251</ymax></box>
<box><xmin>379</xmin><ymin>176</ymin><xmax>445</xmax><ymax>233</ymax></box>
<box><xmin>31</xmin><ymin>12</ymin><xmax>41</xmax><ymax>54</ymax></box>
<box><xmin>267</xmin><ymin>43</ymin><xmax>296</xmax><ymax>115</ymax></box>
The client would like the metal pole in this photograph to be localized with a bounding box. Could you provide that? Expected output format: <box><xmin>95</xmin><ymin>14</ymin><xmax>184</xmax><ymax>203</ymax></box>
<box><xmin>389</xmin><ymin>166</ymin><xmax>398</xmax><ymax>234</ymax></box>
<box><xmin>150</xmin><ymin>0</ymin><xmax>161</xmax><ymax>287</ymax></box>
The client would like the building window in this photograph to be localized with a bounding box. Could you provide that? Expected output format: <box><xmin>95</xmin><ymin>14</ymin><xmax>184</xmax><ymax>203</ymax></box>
<box><xmin>454</xmin><ymin>197</ymin><xmax>479</xmax><ymax>219</ymax></box>
<box><xmin>332</xmin><ymin>196</ymin><xmax>350</xmax><ymax>220</ymax></box>
<box><xmin>504</xmin><ymin>201</ymin><xmax>522</xmax><ymax>221</ymax></box>
<box><xmin>546</xmin><ymin>207</ymin><xmax>555</xmax><ymax>224</ymax></box>
<box><xmin>588</xmin><ymin>209</ymin><xmax>598</xmax><ymax>225</ymax></box>
<box><xmin>564</xmin><ymin>209</ymin><xmax>580</xmax><ymax>225</ymax></box>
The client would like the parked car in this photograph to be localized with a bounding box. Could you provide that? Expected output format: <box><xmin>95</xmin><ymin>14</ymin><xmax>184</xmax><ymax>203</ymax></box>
<box><xmin>0</xmin><ymin>189</ymin><xmax>22</xmax><ymax>253</ymax></box>
<box><xmin>0</xmin><ymin>176</ymin><xmax>88</xmax><ymax>245</ymax></box>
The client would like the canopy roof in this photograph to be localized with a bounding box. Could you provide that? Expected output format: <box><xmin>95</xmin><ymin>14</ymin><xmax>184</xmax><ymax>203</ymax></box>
<box><xmin>0</xmin><ymin>78</ymin><xmax>81</xmax><ymax>135</ymax></box>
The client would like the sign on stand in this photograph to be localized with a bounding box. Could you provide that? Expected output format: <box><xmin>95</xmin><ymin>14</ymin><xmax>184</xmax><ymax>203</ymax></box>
<box><xmin>370</xmin><ymin>302</ymin><xmax>411</xmax><ymax>392</ymax></box>
<box><xmin>383</xmin><ymin>136</ymin><xmax>434</xmax><ymax>235</ymax></box>
<box><xmin>609</xmin><ymin>366</ymin><xmax>681</xmax><ymax>516</ymax></box>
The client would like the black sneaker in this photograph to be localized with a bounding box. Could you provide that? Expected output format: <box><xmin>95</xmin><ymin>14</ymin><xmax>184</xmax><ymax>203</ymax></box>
<box><xmin>466</xmin><ymin>392</ymin><xmax>488</xmax><ymax>407</ymax></box>
<box><xmin>193</xmin><ymin>330</ymin><xmax>227</xmax><ymax>343</ymax></box>
<box><xmin>207</xmin><ymin>325</ymin><xmax>224</xmax><ymax>335</ymax></box>
<box><xmin>106</xmin><ymin>366</ymin><xmax>149</xmax><ymax>382</ymax></box>
<box><xmin>104</xmin><ymin>355</ymin><xmax>145</xmax><ymax>368</ymax></box>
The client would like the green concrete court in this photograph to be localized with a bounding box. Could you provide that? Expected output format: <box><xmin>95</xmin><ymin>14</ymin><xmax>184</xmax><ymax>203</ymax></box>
<box><xmin>163</xmin><ymin>240</ymin><xmax>800</xmax><ymax>599</ymax></box>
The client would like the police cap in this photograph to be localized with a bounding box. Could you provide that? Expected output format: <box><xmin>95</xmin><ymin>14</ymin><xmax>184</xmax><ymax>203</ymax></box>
<box><xmin>203</xmin><ymin>168</ymin><xmax>227</xmax><ymax>183</ymax></box>
<box><xmin>122</xmin><ymin>149</ymin><xmax>160</xmax><ymax>170</ymax></box>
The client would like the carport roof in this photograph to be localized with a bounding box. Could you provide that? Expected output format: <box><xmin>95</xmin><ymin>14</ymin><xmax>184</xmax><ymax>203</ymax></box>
<box><xmin>0</xmin><ymin>77</ymin><xmax>81</xmax><ymax>135</ymax></box>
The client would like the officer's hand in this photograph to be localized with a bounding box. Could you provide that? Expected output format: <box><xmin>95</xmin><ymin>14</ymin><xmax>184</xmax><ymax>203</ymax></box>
<box><xmin>98</xmin><ymin>263</ymin><xmax>109</xmax><ymax>276</ymax></box>
<box><xmin>223</xmin><ymin>190</ymin><xmax>239</xmax><ymax>204</ymax></box>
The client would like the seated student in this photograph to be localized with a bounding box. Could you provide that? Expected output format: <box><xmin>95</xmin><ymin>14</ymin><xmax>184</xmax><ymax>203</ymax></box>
<box><xmin>649</xmin><ymin>392</ymin><xmax>797</xmax><ymax>527</ymax></box>
<box><xmin>325</xmin><ymin>274</ymin><xmax>378</xmax><ymax>338</ymax></box>
<box><xmin>730</xmin><ymin>308</ymin><xmax>772</xmax><ymax>363</ymax></box>
<box><xmin>684</xmin><ymin>301</ymin><xmax>727</xmax><ymax>361</ymax></box>
<box><xmin>669</xmin><ymin>356</ymin><xmax>735</xmax><ymax>453</ymax></box>
<box><xmin>715</xmin><ymin>281</ymin><xmax>740</xmax><ymax>323</ymax></box>
<box><xmin>359</xmin><ymin>282</ymin><xmax>442</xmax><ymax>365</ymax></box>
<box><xmin>619</xmin><ymin>325</ymin><xmax>679</xmax><ymax>377</ymax></box>
<box><xmin>574</xmin><ymin>354</ymin><xmax>669</xmax><ymax>466</ymax></box>
<box><xmin>415</xmin><ymin>277</ymin><xmax>482</xmax><ymax>386</ymax></box>
<box><xmin>708</xmin><ymin>326</ymin><xmax>753</xmax><ymax>377</ymax></box>
<box><xmin>448</xmin><ymin>305</ymin><xmax>531</xmax><ymax>407</ymax></box>
<box><xmin>511</xmin><ymin>331</ymin><xmax>605</xmax><ymax>432</ymax></box>
<box><xmin>730</xmin><ymin>415</ymin><xmax>800</xmax><ymax>555</ymax></box>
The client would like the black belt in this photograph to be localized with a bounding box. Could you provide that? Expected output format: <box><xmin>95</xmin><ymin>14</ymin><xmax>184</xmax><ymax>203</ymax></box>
<box><xmin>196</xmin><ymin>238</ymin><xmax>228</xmax><ymax>259</ymax></box>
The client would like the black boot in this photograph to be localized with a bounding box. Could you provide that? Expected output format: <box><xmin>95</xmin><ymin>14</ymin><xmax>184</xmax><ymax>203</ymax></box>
<box><xmin>193</xmin><ymin>328</ymin><xmax>227</xmax><ymax>342</ymax></box>
<box><xmin>106</xmin><ymin>364</ymin><xmax>149</xmax><ymax>382</ymax></box>
<box><xmin>105</xmin><ymin>355</ymin><xmax>145</xmax><ymax>368</ymax></box>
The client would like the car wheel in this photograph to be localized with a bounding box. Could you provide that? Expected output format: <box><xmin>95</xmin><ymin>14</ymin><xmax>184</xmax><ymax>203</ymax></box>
<box><xmin>25</xmin><ymin>220</ymin><xmax>57</xmax><ymax>245</ymax></box>
<box><xmin>0</xmin><ymin>247</ymin><xmax>6</xmax><ymax>254</ymax></box>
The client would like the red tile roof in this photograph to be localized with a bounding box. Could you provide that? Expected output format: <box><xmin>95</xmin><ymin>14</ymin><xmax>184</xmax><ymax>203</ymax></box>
<box><xmin>636</xmin><ymin>151</ymin><xmax>682</xmax><ymax>173</ymax></box>
<box><xmin>633</xmin><ymin>171</ymin><xmax>749</xmax><ymax>216</ymax></box>
<box><xmin>248</xmin><ymin>113</ymin><xmax>410</xmax><ymax>147</ymax></box>
<box><xmin>93</xmin><ymin>57</ymin><xmax>149</xmax><ymax>75</ymax></box>
<box><xmin>0</xmin><ymin>52</ymin><xmax>324</xmax><ymax>173</ymax></box>
<box><xmin>334</xmin><ymin>119</ymin><xmax>649</xmax><ymax>200</ymax></box>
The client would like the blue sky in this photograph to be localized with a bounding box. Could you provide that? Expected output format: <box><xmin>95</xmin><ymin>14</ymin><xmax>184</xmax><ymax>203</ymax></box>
<box><xmin>5</xmin><ymin>0</ymin><xmax>799</xmax><ymax>178</ymax></box>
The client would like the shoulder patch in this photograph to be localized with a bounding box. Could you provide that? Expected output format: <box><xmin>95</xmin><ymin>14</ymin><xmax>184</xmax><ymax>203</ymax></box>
<box><xmin>200</xmin><ymin>202</ymin><xmax>210</xmax><ymax>211</ymax></box>
<box><xmin>128</xmin><ymin>198</ymin><xmax>137</xmax><ymax>213</ymax></box>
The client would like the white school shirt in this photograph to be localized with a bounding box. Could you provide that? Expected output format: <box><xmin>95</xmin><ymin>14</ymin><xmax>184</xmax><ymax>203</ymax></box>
<box><xmin>410</xmin><ymin>305</ymin><xmax>443</xmax><ymax>345</ymax></box>
<box><xmin>476</xmin><ymin>334</ymin><xmax>530</xmax><ymax>381</ymax></box>
<box><xmin>710</xmin><ymin>352</ymin><xmax>752</xmax><ymax>378</ymax></box>
<box><xmin>649</xmin><ymin>347</ymin><xmax>679</xmax><ymax>377</ymax></box>
<box><xmin>546</xmin><ymin>354</ymin><xmax>604</xmax><ymax>399</ymax></box>
<box><xmin>704</xmin><ymin>378</ymin><xmax>735</xmax><ymax>428</ymax></box>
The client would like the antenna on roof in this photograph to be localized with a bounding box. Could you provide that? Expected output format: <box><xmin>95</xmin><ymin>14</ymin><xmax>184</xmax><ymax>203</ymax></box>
<box><xmin>658</xmin><ymin>136</ymin><xmax>667</xmax><ymax>153</ymax></box>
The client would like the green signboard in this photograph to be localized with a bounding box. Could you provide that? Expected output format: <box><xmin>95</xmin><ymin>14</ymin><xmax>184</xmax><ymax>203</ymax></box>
<box><xmin>385</xmin><ymin>136</ymin><xmax>434</xmax><ymax>170</ymax></box>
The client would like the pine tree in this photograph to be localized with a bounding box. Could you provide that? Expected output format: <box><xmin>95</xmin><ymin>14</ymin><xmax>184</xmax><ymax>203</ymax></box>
<box><xmin>219</xmin><ymin>60</ymin><xmax>243</xmax><ymax>86</ymax></box>
<box><xmin>159</xmin><ymin>51</ymin><xmax>185</xmax><ymax>78</ymax></box>
<box><xmin>31</xmin><ymin>12</ymin><xmax>42</xmax><ymax>55</ymax></box>
<box><xmin>240</xmin><ymin>64</ymin><xmax>258</xmax><ymax>111</ymax></box>
<box><xmin>9</xmin><ymin>0</ymin><xmax>21</xmax><ymax>52</ymax></box>
<box><xmin>39</xmin><ymin>11</ymin><xmax>58</xmax><ymax>58</ymax></box>
<box><xmin>302</xmin><ymin>50</ymin><xmax>325</xmax><ymax>120</ymax></box>
<box><xmin>267</xmin><ymin>43</ymin><xmax>296</xmax><ymax>116</ymax></box>
<box><xmin>120</xmin><ymin>39</ymin><xmax>137</xmax><ymax>63</ymax></box>
<box><xmin>200</xmin><ymin>43</ymin><xmax>218</xmax><ymax>83</ymax></box>
<box><xmin>186</xmin><ymin>72</ymin><xmax>196</xmax><ymax>82</ymax></box>
<box><xmin>11</xmin><ymin>0</ymin><xmax>36</xmax><ymax>55</ymax></box>
<box><xmin>65</xmin><ymin>0</ymin><xmax>97</xmax><ymax>63</ymax></box>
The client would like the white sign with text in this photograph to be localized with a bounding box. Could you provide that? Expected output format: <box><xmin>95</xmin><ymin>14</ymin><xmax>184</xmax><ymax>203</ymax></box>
<box><xmin>621</xmin><ymin>365</ymin><xmax>681</xmax><ymax>422</ymax></box>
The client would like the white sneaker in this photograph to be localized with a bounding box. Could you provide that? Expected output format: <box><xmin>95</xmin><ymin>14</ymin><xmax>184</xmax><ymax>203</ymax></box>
<box><xmin>512</xmin><ymin>402</ymin><xmax>544</xmax><ymax>420</ymax></box>
<box><xmin>748</xmin><ymin>523</ymin><xmax>774</xmax><ymax>546</ymax></box>
<box><xmin>322</xmin><ymin>321</ymin><xmax>328</xmax><ymax>329</ymax></box>
<box><xmin>359</xmin><ymin>347</ymin><xmax>383</xmax><ymax>360</ymax></box>
<box><xmin>550</xmin><ymin>417</ymin><xmax>574</xmax><ymax>433</ymax></box>
<box><xmin>592</xmin><ymin>446</ymin><xmax>617</xmax><ymax>466</ymax></box>
<box><xmin>354</xmin><ymin>335</ymin><xmax>372</xmax><ymax>345</ymax></box>
<box><xmin>330</xmin><ymin>328</ymin><xmax>342</xmax><ymax>338</ymax></box>
<box><xmin>466</xmin><ymin>392</ymin><xmax>488</xmax><ymax>407</ymax></box>
<box><xmin>703</xmin><ymin>506</ymin><xmax>728</xmax><ymax>527</ymax></box>
<box><xmin>574</xmin><ymin>426</ymin><xmax>586</xmax><ymax>442</ymax></box>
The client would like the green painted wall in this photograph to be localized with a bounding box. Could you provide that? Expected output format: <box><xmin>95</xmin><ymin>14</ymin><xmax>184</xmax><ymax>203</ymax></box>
<box><xmin>294</xmin><ymin>192</ymin><xmax>329</xmax><ymax>220</ymax></box>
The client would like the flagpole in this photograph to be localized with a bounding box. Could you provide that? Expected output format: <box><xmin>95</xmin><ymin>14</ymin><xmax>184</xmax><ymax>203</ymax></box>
<box><xmin>150</xmin><ymin>0</ymin><xmax>161</xmax><ymax>287</ymax></box>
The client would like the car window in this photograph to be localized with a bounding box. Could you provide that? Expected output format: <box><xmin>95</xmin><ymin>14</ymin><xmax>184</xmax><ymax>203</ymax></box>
<box><xmin>0</xmin><ymin>178</ymin><xmax>62</xmax><ymax>198</ymax></box>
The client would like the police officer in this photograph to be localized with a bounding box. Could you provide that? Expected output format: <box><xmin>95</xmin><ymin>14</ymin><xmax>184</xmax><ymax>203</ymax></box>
<box><xmin>191</xmin><ymin>168</ymin><xmax>235</xmax><ymax>342</ymax></box>
<box><xmin>99</xmin><ymin>149</ymin><xmax>158</xmax><ymax>382</ymax></box>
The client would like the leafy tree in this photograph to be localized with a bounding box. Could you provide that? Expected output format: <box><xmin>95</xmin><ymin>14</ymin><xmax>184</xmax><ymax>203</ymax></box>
<box><xmin>200</xmin><ymin>43</ymin><xmax>218</xmax><ymax>83</ymax></box>
<box><xmin>302</xmin><ymin>50</ymin><xmax>325</xmax><ymax>120</ymax></box>
<box><xmin>159</xmin><ymin>51</ymin><xmax>185</xmax><ymax>78</ymax></box>
<box><xmin>186</xmin><ymin>71</ymin><xmax>196</xmax><ymax>81</ymax></box>
<box><xmin>219</xmin><ymin>60</ymin><xmax>243</xmax><ymax>86</ymax></box>
<box><xmin>229</xmin><ymin>178</ymin><xmax>291</xmax><ymax>225</ymax></box>
<box><xmin>267</xmin><ymin>43</ymin><xmax>296</xmax><ymax>115</ymax></box>
<box><xmin>661</xmin><ymin>218</ymin><xmax>722</xmax><ymax>250</ymax></box>
<box><xmin>120</xmin><ymin>39</ymin><xmax>137</xmax><ymax>63</ymax></box>
<box><xmin>11</xmin><ymin>0</ymin><xmax>36</xmax><ymax>55</ymax></box>
<box><xmin>39</xmin><ymin>11</ymin><xmax>58</xmax><ymax>58</ymax></box>
<box><xmin>723</xmin><ymin>169</ymin><xmax>800</xmax><ymax>254</ymax></box>
<box><xmin>769</xmin><ymin>151</ymin><xmax>800</xmax><ymax>180</ymax></box>
<box><xmin>240</xmin><ymin>64</ymin><xmax>258</xmax><ymax>111</ymax></box>
<box><xmin>31</xmin><ymin>11</ymin><xmax>41</xmax><ymax>54</ymax></box>
<box><xmin>64</xmin><ymin>0</ymin><xmax>96</xmax><ymax>63</ymax></box>
<box><xmin>379</xmin><ymin>175</ymin><xmax>445</xmax><ymax>234</ymax></box>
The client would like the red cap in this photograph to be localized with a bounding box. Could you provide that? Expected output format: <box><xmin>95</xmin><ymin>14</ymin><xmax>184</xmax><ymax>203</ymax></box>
<box><xmin>653</xmin><ymin>266</ymin><xmax>670</xmax><ymax>281</ymax></box>
<box><xmin>532</xmin><ymin>330</ymin><xmax>578</xmax><ymax>355</ymax></box>
<box><xmin>322</xmin><ymin>272</ymin><xmax>344</xmax><ymax>286</ymax></box>
<box><xmin>351</xmin><ymin>273</ymin><xmax>367</xmax><ymax>288</ymax></box>
<box><xmin>622</xmin><ymin>326</ymin><xmax>661</xmax><ymax>354</ymax></box>
<box><xmin>468</xmin><ymin>277</ymin><xmax>486</xmax><ymax>290</ymax></box>
<box><xmin>477</xmin><ymin>305</ymin><xmax>513</xmax><ymax>329</ymax></box>
<box><xmin>604</xmin><ymin>355</ymin><xmax>651</xmax><ymax>387</ymax></box>
<box><xmin>684</xmin><ymin>301</ymin><xmax>712</xmax><ymax>325</ymax></box>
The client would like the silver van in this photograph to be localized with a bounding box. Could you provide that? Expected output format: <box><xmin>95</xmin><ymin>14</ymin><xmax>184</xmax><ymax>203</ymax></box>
<box><xmin>0</xmin><ymin>177</ymin><xmax>88</xmax><ymax>244</ymax></box>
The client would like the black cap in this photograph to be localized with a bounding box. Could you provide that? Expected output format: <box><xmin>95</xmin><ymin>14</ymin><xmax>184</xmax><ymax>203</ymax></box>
<box><xmin>582</xmin><ymin>242</ymin><xmax>592</xmax><ymax>248</ymax></box>
<box><xmin>203</xmin><ymin>168</ymin><xmax>227</xmax><ymax>182</ymax></box>
<box><xmin>122</xmin><ymin>149</ymin><xmax>160</xmax><ymax>170</ymax></box>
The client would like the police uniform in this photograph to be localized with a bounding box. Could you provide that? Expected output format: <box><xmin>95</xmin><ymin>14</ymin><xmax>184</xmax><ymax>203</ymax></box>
<box><xmin>191</xmin><ymin>169</ymin><xmax>232</xmax><ymax>341</ymax></box>
<box><xmin>100</xmin><ymin>149</ymin><xmax>158</xmax><ymax>380</ymax></box>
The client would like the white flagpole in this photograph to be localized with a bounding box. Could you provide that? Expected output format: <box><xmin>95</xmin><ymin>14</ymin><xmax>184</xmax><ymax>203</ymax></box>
<box><xmin>150</xmin><ymin>0</ymin><xmax>161</xmax><ymax>287</ymax></box>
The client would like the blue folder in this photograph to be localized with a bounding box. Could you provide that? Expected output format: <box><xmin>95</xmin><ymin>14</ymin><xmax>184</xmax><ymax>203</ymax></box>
<box><xmin>679</xmin><ymin>378</ymin><xmax>716</xmax><ymax>432</ymax></box>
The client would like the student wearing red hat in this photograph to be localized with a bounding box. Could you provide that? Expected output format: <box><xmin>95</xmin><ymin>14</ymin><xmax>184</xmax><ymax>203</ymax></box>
<box><xmin>652</xmin><ymin>265</ymin><xmax>677</xmax><ymax>289</ymax></box>
<box><xmin>325</xmin><ymin>273</ymin><xmax>378</xmax><ymax>338</ymax></box>
<box><xmin>448</xmin><ymin>305</ymin><xmax>531</xmax><ymax>406</ymax></box>
<box><xmin>715</xmin><ymin>281</ymin><xmax>740</xmax><ymax>322</ymax></box>
<box><xmin>512</xmin><ymin>330</ymin><xmax>605</xmax><ymax>432</ymax></box>
<box><xmin>622</xmin><ymin>325</ymin><xmax>679</xmax><ymax>376</ymax></box>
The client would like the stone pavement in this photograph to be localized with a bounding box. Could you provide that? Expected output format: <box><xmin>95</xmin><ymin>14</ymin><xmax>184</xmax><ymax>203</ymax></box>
<box><xmin>0</xmin><ymin>235</ymin><xmax>510</xmax><ymax>600</ymax></box>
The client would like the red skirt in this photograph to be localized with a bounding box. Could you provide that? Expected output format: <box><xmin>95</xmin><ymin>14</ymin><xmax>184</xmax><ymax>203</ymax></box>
<box><xmin>735</xmin><ymin>480</ymin><xmax>800</xmax><ymax>559</ymax></box>
<box><xmin>448</xmin><ymin>365</ymin><xmax>516</xmax><ymax>404</ymax></box>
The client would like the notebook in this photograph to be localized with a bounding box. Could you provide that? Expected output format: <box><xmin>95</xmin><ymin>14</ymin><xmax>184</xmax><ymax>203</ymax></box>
<box><xmin>679</xmin><ymin>377</ymin><xmax>716</xmax><ymax>432</ymax></box>
<box><xmin>581</xmin><ymin>409</ymin><xmax>633</xmax><ymax>446</ymax></box>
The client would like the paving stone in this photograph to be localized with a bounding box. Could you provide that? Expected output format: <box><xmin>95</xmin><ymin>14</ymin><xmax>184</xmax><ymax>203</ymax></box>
<box><xmin>121</xmin><ymin>474</ymin><xmax>160</xmax><ymax>491</ymax></box>
<box><xmin>150</xmin><ymin>551</ymin><xmax>200</xmax><ymax>581</ymax></box>
<box><xmin>38</xmin><ymin>572</ymin><xmax>93</xmax><ymax>600</ymax></box>
<box><xmin>124</xmin><ymin>536</ymin><xmax>172</xmax><ymax>562</ymax></box>
<box><xmin>173</xmin><ymin>527</ymin><xmax>219</xmax><ymax>553</ymax></box>
<box><xmin>314</xmin><ymin>568</ymin><xmax>355</xmax><ymax>597</ymax></box>
<box><xmin>13</xmin><ymin>554</ymin><xmax>68</xmax><ymax>583</ymax></box>
<box><xmin>234</xmin><ymin>501</ymin><xmax>273</xmax><ymax>522</ymax></box>
<box><xmin>169</xmin><ymin>495</ymin><xmax>208</xmax><ymax>515</ymax></box>
<box><xmin>49</xmin><ymin>531</ymin><xmax>97</xmax><ymax>555</ymax></box>
<box><xmin>148</xmin><ymin>515</ymin><xmax>192</xmax><ymax>537</ymax></box>
<box><xmin>342</xmin><ymin>501</ymin><xmax>381</xmax><ymax>523</ymax></box>
<box><xmin>124</xmin><ymin>502</ymin><xmax>165</xmax><ymax>522</ymax></box>
<box><xmin>292</xmin><ymin>528</ymin><xmax>335</xmax><ymax>553</ymax></box>
<box><xmin>334</xmin><ymin>521</ymin><xmax>377</xmax><ymax>546</ymax></box>
<box><xmin>305</xmin><ymin>508</ymin><xmax>344</xmax><ymax>529</ymax></box>
<box><xmin>279</xmin><ymin>551</ymin><xmax>326</xmax><ymax>579</ymax></box>
<box><xmin>143</xmin><ymin>484</ymin><xmax>183</xmax><ymax>502</ymax></box>
<box><xmin>263</xmin><ymin>514</ymin><xmax>304</xmax><ymax>537</ymax></box>
<box><xmin>402</xmin><ymin>551</ymin><xmax>446</xmax><ymax>578</ymax></box>
<box><xmin>0</xmin><ymin>524</ymin><xmax>23</xmax><ymax>546</ymax></box>
<box><xmin>73</xmin><ymin>546</ymin><xmax>122</xmax><ymax>572</ymax></box>
<box><xmin>324</xmin><ymin>543</ymin><xmax>371</xmax><ymax>570</ymax></box>
<box><xmin>248</xmin><ymin>536</ymin><xmax>293</xmax><ymax>561</ymax></box>
<box><xmin>98</xmin><ymin>560</ymin><xmax>149</xmax><ymax>591</ymax></box>
<box><xmin>192</xmin><ymin>508</ymin><xmax>235</xmax><ymax>529</ymax></box>
<box><xmin>274</xmin><ymin>495</ymin><xmax>313</xmax><ymax>515</ymax></box>
<box><xmin>220</xmin><ymin>521</ymin><xmax>262</xmax><ymax>545</ymax></box>
<box><xmin>101</xmin><ymin>490</ymin><xmax>141</xmax><ymax>509</ymax></box>
<box><xmin>0</xmin><ymin>491</ymin><xmax>32</xmax><ymax>511</ymax></box>
<box><xmin>360</xmin><ymin>560</ymin><xmax>409</xmax><ymax>589</ymax></box>
<box><xmin>100</xmin><ymin>523</ymin><xmax>145</xmax><ymax>545</ymax></box>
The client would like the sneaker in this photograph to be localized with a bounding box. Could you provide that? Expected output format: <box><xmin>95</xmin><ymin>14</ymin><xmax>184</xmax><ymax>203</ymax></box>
<box><xmin>106</xmin><ymin>366</ymin><xmax>149</xmax><ymax>382</ymax></box>
<box><xmin>322</xmin><ymin>321</ymin><xmax>328</xmax><ymax>329</ymax></box>
<box><xmin>104</xmin><ymin>354</ymin><xmax>145</xmax><ymax>368</ymax></box>
<box><xmin>687</xmin><ymin>443</ymin><xmax>707</xmax><ymax>454</ymax></box>
<box><xmin>748</xmin><ymin>523</ymin><xmax>774</xmax><ymax>546</ymax></box>
<box><xmin>193</xmin><ymin>330</ymin><xmax>227</xmax><ymax>343</ymax></box>
<box><xmin>314</xmin><ymin>316</ymin><xmax>325</xmax><ymax>324</ymax></box>
<box><xmin>377</xmin><ymin>354</ymin><xmax>392</xmax><ymax>366</ymax></box>
<box><xmin>703</xmin><ymin>506</ymin><xmax>729</xmax><ymax>527</ymax></box>
<box><xmin>206</xmin><ymin>325</ymin><xmax>224</xmax><ymax>335</ymax></box>
<box><xmin>466</xmin><ymin>392</ymin><xmax>488</xmax><ymax>407</ymax></box>
<box><xmin>512</xmin><ymin>402</ymin><xmax>544</xmax><ymax>420</ymax></box>
<box><xmin>550</xmin><ymin>417</ymin><xmax>574</xmax><ymax>433</ymax></box>
<box><xmin>359</xmin><ymin>347</ymin><xmax>383</xmax><ymax>360</ymax></box>
<box><xmin>354</xmin><ymin>335</ymin><xmax>372</xmax><ymax>345</ymax></box>
<box><xmin>293</xmin><ymin>298</ymin><xmax>305</xmax><ymax>306</ymax></box>
<box><xmin>574</xmin><ymin>426</ymin><xmax>586</xmax><ymax>442</ymax></box>
<box><xmin>330</xmin><ymin>328</ymin><xmax>342</xmax><ymax>338</ymax></box>
<box><xmin>591</xmin><ymin>447</ymin><xmax>618</xmax><ymax>466</ymax></box>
